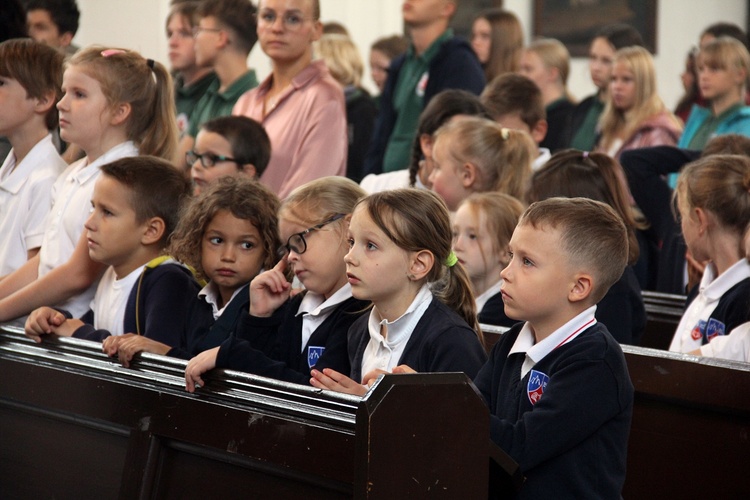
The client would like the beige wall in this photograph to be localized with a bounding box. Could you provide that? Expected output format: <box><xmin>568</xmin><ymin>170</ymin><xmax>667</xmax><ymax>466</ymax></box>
<box><xmin>73</xmin><ymin>0</ymin><xmax>746</xmax><ymax>108</ymax></box>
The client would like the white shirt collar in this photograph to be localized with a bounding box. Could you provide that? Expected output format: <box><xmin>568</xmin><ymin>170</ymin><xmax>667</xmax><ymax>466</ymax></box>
<box><xmin>509</xmin><ymin>305</ymin><xmax>598</xmax><ymax>378</ymax></box>
<box><xmin>199</xmin><ymin>280</ymin><xmax>246</xmax><ymax>319</ymax></box>
<box><xmin>366</xmin><ymin>284</ymin><xmax>433</xmax><ymax>347</ymax></box>
<box><xmin>296</xmin><ymin>282</ymin><xmax>353</xmax><ymax>317</ymax></box>
<box><xmin>699</xmin><ymin>258</ymin><xmax>750</xmax><ymax>301</ymax></box>
<box><xmin>475</xmin><ymin>279</ymin><xmax>502</xmax><ymax>314</ymax></box>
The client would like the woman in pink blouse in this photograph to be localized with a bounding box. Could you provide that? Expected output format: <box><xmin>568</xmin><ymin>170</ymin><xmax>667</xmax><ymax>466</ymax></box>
<box><xmin>233</xmin><ymin>0</ymin><xmax>346</xmax><ymax>198</ymax></box>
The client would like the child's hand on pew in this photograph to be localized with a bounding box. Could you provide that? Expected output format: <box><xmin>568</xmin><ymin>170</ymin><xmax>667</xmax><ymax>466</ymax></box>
<box><xmin>185</xmin><ymin>347</ymin><xmax>220</xmax><ymax>392</ymax></box>
<box><xmin>310</xmin><ymin>368</ymin><xmax>368</xmax><ymax>396</ymax></box>
<box><xmin>103</xmin><ymin>334</ymin><xmax>171</xmax><ymax>368</ymax></box>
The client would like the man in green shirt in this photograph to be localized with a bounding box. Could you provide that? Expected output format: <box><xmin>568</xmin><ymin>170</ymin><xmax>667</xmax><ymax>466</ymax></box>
<box><xmin>363</xmin><ymin>0</ymin><xmax>485</xmax><ymax>175</ymax></box>
<box><xmin>178</xmin><ymin>0</ymin><xmax>259</xmax><ymax>170</ymax></box>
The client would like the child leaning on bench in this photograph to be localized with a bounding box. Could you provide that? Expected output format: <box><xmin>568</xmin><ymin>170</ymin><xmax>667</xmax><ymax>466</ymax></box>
<box><xmin>24</xmin><ymin>156</ymin><xmax>200</xmax><ymax>360</ymax></box>
<box><xmin>390</xmin><ymin>197</ymin><xmax>634</xmax><ymax>498</ymax></box>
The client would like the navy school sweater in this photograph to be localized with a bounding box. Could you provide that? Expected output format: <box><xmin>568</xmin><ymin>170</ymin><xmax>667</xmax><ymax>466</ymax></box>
<box><xmin>473</xmin><ymin>322</ymin><xmax>633</xmax><ymax>499</ymax></box>
<box><xmin>347</xmin><ymin>298</ymin><xmax>487</xmax><ymax>383</ymax></box>
<box><xmin>215</xmin><ymin>294</ymin><xmax>370</xmax><ymax>385</ymax></box>
<box><xmin>72</xmin><ymin>263</ymin><xmax>201</xmax><ymax>350</ymax></box>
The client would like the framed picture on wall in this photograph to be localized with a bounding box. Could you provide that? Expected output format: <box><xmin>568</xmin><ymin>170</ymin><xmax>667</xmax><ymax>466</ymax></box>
<box><xmin>533</xmin><ymin>0</ymin><xmax>658</xmax><ymax>57</ymax></box>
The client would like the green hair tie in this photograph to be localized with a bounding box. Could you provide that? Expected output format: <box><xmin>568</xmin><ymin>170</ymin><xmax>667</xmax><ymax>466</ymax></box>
<box><xmin>445</xmin><ymin>251</ymin><xmax>458</xmax><ymax>267</ymax></box>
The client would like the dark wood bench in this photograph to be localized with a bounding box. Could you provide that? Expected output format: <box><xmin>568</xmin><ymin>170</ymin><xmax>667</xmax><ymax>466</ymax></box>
<box><xmin>3</xmin><ymin>325</ymin><xmax>748</xmax><ymax>498</ymax></box>
<box><xmin>0</xmin><ymin>326</ymin><xmax>520</xmax><ymax>499</ymax></box>
<box><xmin>640</xmin><ymin>290</ymin><xmax>686</xmax><ymax>349</ymax></box>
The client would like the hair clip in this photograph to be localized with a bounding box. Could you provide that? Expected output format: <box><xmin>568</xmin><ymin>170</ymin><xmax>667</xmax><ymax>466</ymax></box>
<box><xmin>582</xmin><ymin>151</ymin><xmax>590</xmax><ymax>159</ymax></box>
<box><xmin>500</xmin><ymin>128</ymin><xmax>510</xmax><ymax>140</ymax></box>
<box><xmin>101</xmin><ymin>49</ymin><xmax>126</xmax><ymax>57</ymax></box>
<box><xmin>445</xmin><ymin>251</ymin><xmax>458</xmax><ymax>268</ymax></box>
<box><xmin>146</xmin><ymin>58</ymin><xmax>155</xmax><ymax>69</ymax></box>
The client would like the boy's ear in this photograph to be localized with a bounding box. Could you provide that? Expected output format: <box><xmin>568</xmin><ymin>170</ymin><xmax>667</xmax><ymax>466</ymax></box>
<box><xmin>34</xmin><ymin>90</ymin><xmax>57</xmax><ymax>115</ymax></box>
<box><xmin>460</xmin><ymin>162</ymin><xmax>478</xmax><ymax>188</ymax></box>
<box><xmin>58</xmin><ymin>32</ymin><xmax>74</xmax><ymax>49</ymax></box>
<box><xmin>240</xmin><ymin>163</ymin><xmax>257</xmax><ymax>179</ymax></box>
<box><xmin>568</xmin><ymin>272</ymin><xmax>593</xmax><ymax>304</ymax></box>
<box><xmin>409</xmin><ymin>249</ymin><xmax>434</xmax><ymax>281</ymax></box>
<box><xmin>141</xmin><ymin>217</ymin><xmax>166</xmax><ymax>246</ymax></box>
<box><xmin>110</xmin><ymin>102</ymin><xmax>132</xmax><ymax>126</ymax></box>
<box><xmin>531</xmin><ymin>119</ymin><xmax>548</xmax><ymax>145</ymax></box>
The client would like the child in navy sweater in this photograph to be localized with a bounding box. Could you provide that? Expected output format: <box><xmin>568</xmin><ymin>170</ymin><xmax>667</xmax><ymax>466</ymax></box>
<box><xmin>309</xmin><ymin>189</ymin><xmax>487</xmax><ymax>395</ymax></box>
<box><xmin>474</xmin><ymin>198</ymin><xmax>633</xmax><ymax>498</ymax></box>
<box><xmin>102</xmin><ymin>176</ymin><xmax>281</xmax><ymax>365</ymax></box>
<box><xmin>669</xmin><ymin>154</ymin><xmax>750</xmax><ymax>353</ymax></box>
<box><xmin>185</xmin><ymin>177</ymin><xmax>370</xmax><ymax>389</ymax></box>
<box><xmin>395</xmin><ymin>197</ymin><xmax>634</xmax><ymax>498</ymax></box>
<box><xmin>453</xmin><ymin>192</ymin><xmax>525</xmax><ymax>328</ymax></box>
<box><xmin>24</xmin><ymin>157</ymin><xmax>198</xmax><ymax>358</ymax></box>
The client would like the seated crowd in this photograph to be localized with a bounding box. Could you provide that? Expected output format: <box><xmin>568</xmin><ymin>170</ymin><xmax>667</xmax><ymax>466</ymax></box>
<box><xmin>3</xmin><ymin>0</ymin><xmax>750</xmax><ymax>497</ymax></box>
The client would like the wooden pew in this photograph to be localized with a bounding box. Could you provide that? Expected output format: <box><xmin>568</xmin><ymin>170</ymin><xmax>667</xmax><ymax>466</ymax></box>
<box><xmin>0</xmin><ymin>326</ymin><xmax>521</xmax><ymax>499</ymax></box>
<box><xmin>622</xmin><ymin>345</ymin><xmax>750</xmax><ymax>498</ymax></box>
<box><xmin>640</xmin><ymin>290</ymin><xmax>686</xmax><ymax>349</ymax></box>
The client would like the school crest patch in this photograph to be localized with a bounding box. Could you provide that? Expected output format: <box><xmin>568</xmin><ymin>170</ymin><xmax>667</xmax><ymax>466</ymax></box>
<box><xmin>705</xmin><ymin>318</ymin><xmax>726</xmax><ymax>341</ymax></box>
<box><xmin>527</xmin><ymin>370</ymin><xmax>549</xmax><ymax>405</ymax></box>
<box><xmin>307</xmin><ymin>346</ymin><xmax>325</xmax><ymax>369</ymax></box>
<box><xmin>691</xmin><ymin>319</ymin><xmax>706</xmax><ymax>341</ymax></box>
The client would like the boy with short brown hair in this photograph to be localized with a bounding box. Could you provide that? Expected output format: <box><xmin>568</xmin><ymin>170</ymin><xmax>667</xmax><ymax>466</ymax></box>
<box><xmin>474</xmin><ymin>197</ymin><xmax>634</xmax><ymax>498</ymax></box>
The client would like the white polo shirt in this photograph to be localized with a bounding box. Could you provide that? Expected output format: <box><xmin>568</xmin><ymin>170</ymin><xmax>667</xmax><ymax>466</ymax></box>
<box><xmin>509</xmin><ymin>306</ymin><xmax>598</xmax><ymax>378</ymax></box>
<box><xmin>669</xmin><ymin>259</ymin><xmax>750</xmax><ymax>353</ymax></box>
<box><xmin>700</xmin><ymin>322</ymin><xmax>750</xmax><ymax>362</ymax></box>
<box><xmin>0</xmin><ymin>135</ymin><xmax>66</xmax><ymax>275</ymax></box>
<box><xmin>37</xmin><ymin>141</ymin><xmax>138</xmax><ymax>318</ymax></box>
<box><xmin>91</xmin><ymin>265</ymin><xmax>142</xmax><ymax>336</ymax></box>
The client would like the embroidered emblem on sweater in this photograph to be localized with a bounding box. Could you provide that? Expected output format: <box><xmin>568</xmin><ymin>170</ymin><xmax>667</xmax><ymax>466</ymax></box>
<box><xmin>690</xmin><ymin>319</ymin><xmax>706</xmax><ymax>341</ymax></box>
<box><xmin>307</xmin><ymin>346</ymin><xmax>325</xmax><ymax>369</ymax></box>
<box><xmin>527</xmin><ymin>370</ymin><xmax>549</xmax><ymax>405</ymax></box>
<box><xmin>705</xmin><ymin>318</ymin><xmax>725</xmax><ymax>341</ymax></box>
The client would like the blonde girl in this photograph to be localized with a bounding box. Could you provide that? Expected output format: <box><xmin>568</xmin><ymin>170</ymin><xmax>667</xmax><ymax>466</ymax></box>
<box><xmin>519</xmin><ymin>38</ymin><xmax>575</xmax><ymax>152</ymax></box>
<box><xmin>185</xmin><ymin>176</ymin><xmax>370</xmax><ymax>389</ymax></box>
<box><xmin>429</xmin><ymin>116</ymin><xmax>536</xmax><ymax>210</ymax></box>
<box><xmin>679</xmin><ymin>37</ymin><xmax>750</xmax><ymax>150</ymax></box>
<box><xmin>453</xmin><ymin>192</ymin><xmax>525</xmax><ymax>327</ymax></box>
<box><xmin>669</xmin><ymin>154</ymin><xmax>750</xmax><ymax>353</ymax></box>
<box><xmin>310</xmin><ymin>189</ymin><xmax>487</xmax><ymax>396</ymax></box>
<box><xmin>103</xmin><ymin>176</ymin><xmax>281</xmax><ymax>365</ymax></box>
<box><xmin>596</xmin><ymin>46</ymin><xmax>682</xmax><ymax>160</ymax></box>
<box><xmin>0</xmin><ymin>46</ymin><xmax>177</xmax><ymax>323</ymax></box>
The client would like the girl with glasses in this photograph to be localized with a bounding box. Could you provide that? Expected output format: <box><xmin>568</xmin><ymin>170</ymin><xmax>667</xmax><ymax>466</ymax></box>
<box><xmin>185</xmin><ymin>176</ymin><xmax>369</xmax><ymax>390</ymax></box>
<box><xmin>232</xmin><ymin>0</ymin><xmax>347</xmax><ymax>198</ymax></box>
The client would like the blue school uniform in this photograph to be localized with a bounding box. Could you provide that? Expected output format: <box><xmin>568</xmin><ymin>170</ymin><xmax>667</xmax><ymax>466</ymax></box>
<box><xmin>348</xmin><ymin>297</ymin><xmax>487</xmax><ymax>382</ymax></box>
<box><xmin>474</xmin><ymin>311</ymin><xmax>633</xmax><ymax>499</ymax></box>
<box><xmin>215</xmin><ymin>290</ymin><xmax>370</xmax><ymax>385</ymax></box>
<box><xmin>72</xmin><ymin>262</ymin><xmax>200</xmax><ymax>350</ymax></box>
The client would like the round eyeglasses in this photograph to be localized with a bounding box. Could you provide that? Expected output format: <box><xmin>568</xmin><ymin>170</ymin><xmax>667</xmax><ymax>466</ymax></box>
<box><xmin>186</xmin><ymin>150</ymin><xmax>241</xmax><ymax>168</ymax></box>
<box><xmin>279</xmin><ymin>213</ymin><xmax>345</xmax><ymax>256</ymax></box>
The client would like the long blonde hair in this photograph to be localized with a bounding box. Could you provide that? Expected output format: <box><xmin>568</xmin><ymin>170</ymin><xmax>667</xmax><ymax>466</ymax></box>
<box><xmin>598</xmin><ymin>46</ymin><xmax>680</xmax><ymax>151</ymax></box>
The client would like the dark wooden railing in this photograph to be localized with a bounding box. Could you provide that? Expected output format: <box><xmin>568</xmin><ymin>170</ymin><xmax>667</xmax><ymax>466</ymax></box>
<box><xmin>3</xmin><ymin>315</ymin><xmax>749</xmax><ymax>499</ymax></box>
<box><xmin>0</xmin><ymin>326</ymin><xmax>520</xmax><ymax>499</ymax></box>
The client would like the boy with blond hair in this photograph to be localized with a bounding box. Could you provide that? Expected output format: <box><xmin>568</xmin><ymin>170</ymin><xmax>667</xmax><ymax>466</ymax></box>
<box><xmin>474</xmin><ymin>197</ymin><xmax>634</xmax><ymax>498</ymax></box>
<box><xmin>0</xmin><ymin>38</ymin><xmax>67</xmax><ymax>276</ymax></box>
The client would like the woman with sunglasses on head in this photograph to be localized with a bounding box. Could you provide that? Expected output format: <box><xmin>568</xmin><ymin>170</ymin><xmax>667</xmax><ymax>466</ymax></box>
<box><xmin>185</xmin><ymin>177</ymin><xmax>369</xmax><ymax>390</ymax></box>
<box><xmin>232</xmin><ymin>0</ymin><xmax>347</xmax><ymax>199</ymax></box>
